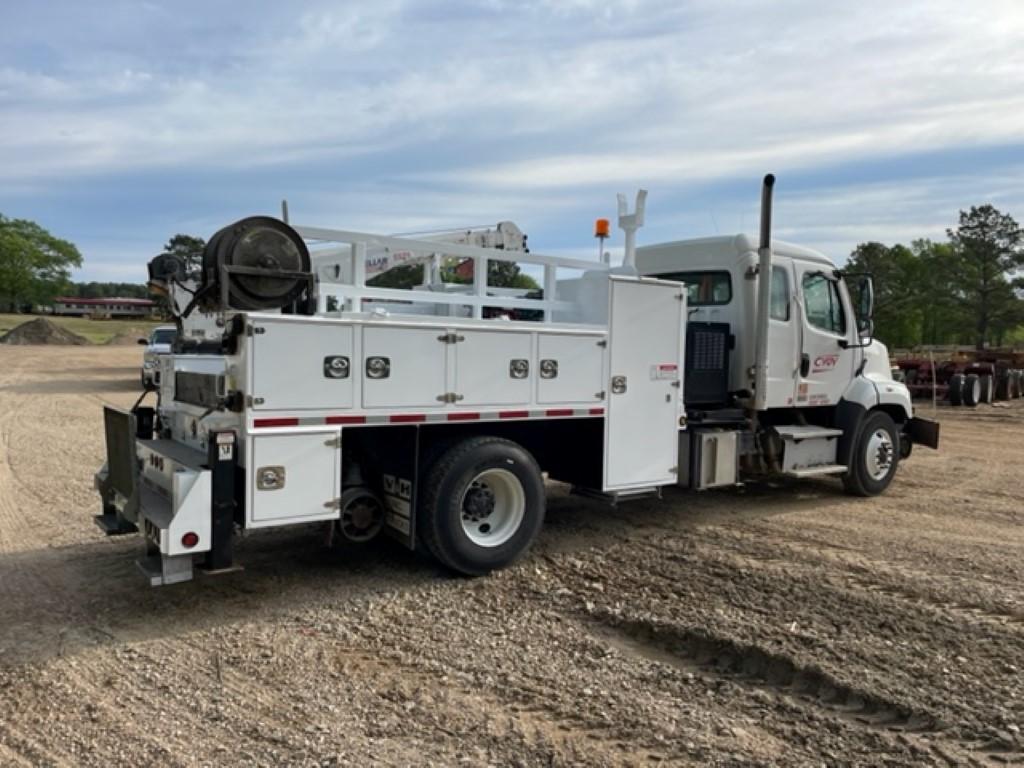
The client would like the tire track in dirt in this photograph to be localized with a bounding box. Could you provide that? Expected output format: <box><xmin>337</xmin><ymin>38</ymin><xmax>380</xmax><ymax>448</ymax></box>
<box><xmin>708</xmin><ymin>525</ymin><xmax>1024</xmax><ymax>632</ymax></box>
<box><xmin>584</xmin><ymin>611</ymin><xmax>1004</xmax><ymax>767</ymax></box>
<box><xmin>536</xmin><ymin>534</ymin><xmax>1024</xmax><ymax>762</ymax></box>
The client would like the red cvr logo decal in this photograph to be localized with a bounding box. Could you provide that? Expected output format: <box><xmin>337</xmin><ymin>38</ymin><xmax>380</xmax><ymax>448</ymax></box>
<box><xmin>812</xmin><ymin>354</ymin><xmax>839</xmax><ymax>372</ymax></box>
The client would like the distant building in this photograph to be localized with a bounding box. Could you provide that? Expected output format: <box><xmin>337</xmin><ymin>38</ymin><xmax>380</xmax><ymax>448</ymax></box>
<box><xmin>52</xmin><ymin>296</ymin><xmax>157</xmax><ymax>318</ymax></box>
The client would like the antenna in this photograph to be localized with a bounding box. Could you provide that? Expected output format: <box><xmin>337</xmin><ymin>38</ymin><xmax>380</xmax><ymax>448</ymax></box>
<box><xmin>281</xmin><ymin>199</ymin><xmax>290</xmax><ymax>224</ymax></box>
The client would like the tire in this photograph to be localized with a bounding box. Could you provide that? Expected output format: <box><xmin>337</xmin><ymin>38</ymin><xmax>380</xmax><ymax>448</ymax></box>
<box><xmin>979</xmin><ymin>374</ymin><xmax>994</xmax><ymax>404</ymax></box>
<box><xmin>963</xmin><ymin>373</ymin><xmax>981</xmax><ymax>407</ymax></box>
<box><xmin>996</xmin><ymin>373</ymin><xmax>1011</xmax><ymax>401</ymax></box>
<box><xmin>948</xmin><ymin>373</ymin><xmax>965</xmax><ymax>406</ymax></box>
<box><xmin>843</xmin><ymin>411</ymin><xmax>900</xmax><ymax>497</ymax></box>
<box><xmin>418</xmin><ymin>436</ymin><xmax>545</xmax><ymax>576</ymax></box>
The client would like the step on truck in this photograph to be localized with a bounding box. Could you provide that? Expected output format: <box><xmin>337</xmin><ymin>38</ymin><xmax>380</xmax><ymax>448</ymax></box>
<box><xmin>95</xmin><ymin>175</ymin><xmax>939</xmax><ymax>585</ymax></box>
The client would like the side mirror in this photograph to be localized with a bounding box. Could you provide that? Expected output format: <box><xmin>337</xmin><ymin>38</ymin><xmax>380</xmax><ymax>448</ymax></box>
<box><xmin>137</xmin><ymin>338</ymin><xmax>149</xmax><ymax>345</ymax></box>
<box><xmin>856</xmin><ymin>275</ymin><xmax>874</xmax><ymax>334</ymax></box>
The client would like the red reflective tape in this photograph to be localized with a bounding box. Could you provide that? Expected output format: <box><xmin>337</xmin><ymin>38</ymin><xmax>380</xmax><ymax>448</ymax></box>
<box><xmin>588</xmin><ymin>407</ymin><xmax>605</xmax><ymax>415</ymax></box>
<box><xmin>545</xmin><ymin>408</ymin><xmax>574</xmax><ymax>417</ymax></box>
<box><xmin>390</xmin><ymin>414</ymin><xmax>426</xmax><ymax>423</ymax></box>
<box><xmin>499</xmin><ymin>410</ymin><xmax>530</xmax><ymax>419</ymax></box>
<box><xmin>447</xmin><ymin>412</ymin><xmax>481</xmax><ymax>421</ymax></box>
<box><xmin>253</xmin><ymin>417</ymin><xmax>299</xmax><ymax>428</ymax></box>
<box><xmin>326</xmin><ymin>415</ymin><xmax>366</xmax><ymax>425</ymax></box>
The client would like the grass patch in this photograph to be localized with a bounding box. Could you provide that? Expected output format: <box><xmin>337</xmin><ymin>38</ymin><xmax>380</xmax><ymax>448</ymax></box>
<box><xmin>0</xmin><ymin>314</ymin><xmax>161</xmax><ymax>344</ymax></box>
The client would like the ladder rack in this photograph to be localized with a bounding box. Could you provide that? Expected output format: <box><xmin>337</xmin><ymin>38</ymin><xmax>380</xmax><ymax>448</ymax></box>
<box><xmin>295</xmin><ymin>225</ymin><xmax>611</xmax><ymax>324</ymax></box>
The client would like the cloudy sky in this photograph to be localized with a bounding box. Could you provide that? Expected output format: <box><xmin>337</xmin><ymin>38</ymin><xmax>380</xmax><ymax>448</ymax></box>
<box><xmin>2</xmin><ymin>0</ymin><xmax>1024</xmax><ymax>281</ymax></box>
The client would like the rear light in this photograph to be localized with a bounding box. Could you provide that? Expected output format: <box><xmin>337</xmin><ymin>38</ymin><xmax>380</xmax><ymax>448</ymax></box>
<box><xmin>181</xmin><ymin>532</ymin><xmax>199</xmax><ymax>549</ymax></box>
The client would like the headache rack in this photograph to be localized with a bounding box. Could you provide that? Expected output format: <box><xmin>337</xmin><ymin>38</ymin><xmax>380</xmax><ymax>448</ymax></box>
<box><xmin>294</xmin><ymin>225</ymin><xmax>613</xmax><ymax>325</ymax></box>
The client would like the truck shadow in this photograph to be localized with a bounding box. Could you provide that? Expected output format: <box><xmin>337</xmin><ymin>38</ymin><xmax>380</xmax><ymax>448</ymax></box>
<box><xmin>0</xmin><ymin>478</ymin><xmax>850</xmax><ymax>667</ymax></box>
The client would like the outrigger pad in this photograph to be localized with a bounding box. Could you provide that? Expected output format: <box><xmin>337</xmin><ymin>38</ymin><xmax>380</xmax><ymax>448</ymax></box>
<box><xmin>94</xmin><ymin>513</ymin><xmax>138</xmax><ymax>536</ymax></box>
<box><xmin>137</xmin><ymin>554</ymin><xmax>194</xmax><ymax>587</ymax></box>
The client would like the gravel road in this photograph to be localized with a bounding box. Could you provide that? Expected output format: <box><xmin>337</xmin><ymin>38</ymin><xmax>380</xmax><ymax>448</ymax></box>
<box><xmin>0</xmin><ymin>346</ymin><xmax>1022</xmax><ymax>767</ymax></box>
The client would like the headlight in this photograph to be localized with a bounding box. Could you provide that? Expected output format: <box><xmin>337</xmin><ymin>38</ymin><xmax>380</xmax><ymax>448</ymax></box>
<box><xmin>144</xmin><ymin>360</ymin><xmax>156</xmax><ymax>369</ymax></box>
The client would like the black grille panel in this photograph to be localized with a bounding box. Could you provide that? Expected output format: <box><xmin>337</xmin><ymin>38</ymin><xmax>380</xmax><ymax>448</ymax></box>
<box><xmin>685</xmin><ymin>322</ymin><xmax>730</xmax><ymax>406</ymax></box>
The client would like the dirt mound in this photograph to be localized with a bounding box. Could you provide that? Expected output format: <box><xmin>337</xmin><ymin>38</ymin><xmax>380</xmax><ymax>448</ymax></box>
<box><xmin>106</xmin><ymin>329</ymin><xmax>150</xmax><ymax>346</ymax></box>
<box><xmin>0</xmin><ymin>318</ymin><xmax>89</xmax><ymax>346</ymax></box>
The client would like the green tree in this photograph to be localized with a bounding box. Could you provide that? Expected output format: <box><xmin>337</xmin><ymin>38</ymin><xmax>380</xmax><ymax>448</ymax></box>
<box><xmin>367</xmin><ymin>259</ymin><xmax>540</xmax><ymax>291</ymax></box>
<box><xmin>0</xmin><ymin>215</ymin><xmax>82</xmax><ymax>311</ymax></box>
<box><xmin>912</xmin><ymin>239</ymin><xmax>970</xmax><ymax>346</ymax></box>
<box><xmin>846</xmin><ymin>241</ymin><xmax>923</xmax><ymax>348</ymax></box>
<box><xmin>367</xmin><ymin>264</ymin><xmax>424</xmax><ymax>289</ymax></box>
<box><xmin>69</xmin><ymin>281</ymin><xmax>150</xmax><ymax>299</ymax></box>
<box><xmin>162</xmin><ymin>234</ymin><xmax>206</xmax><ymax>272</ymax></box>
<box><xmin>945</xmin><ymin>205</ymin><xmax>1024</xmax><ymax>349</ymax></box>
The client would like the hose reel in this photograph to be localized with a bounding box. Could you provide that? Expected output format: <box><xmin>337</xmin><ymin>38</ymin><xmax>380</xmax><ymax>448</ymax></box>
<box><xmin>200</xmin><ymin>217</ymin><xmax>312</xmax><ymax>312</ymax></box>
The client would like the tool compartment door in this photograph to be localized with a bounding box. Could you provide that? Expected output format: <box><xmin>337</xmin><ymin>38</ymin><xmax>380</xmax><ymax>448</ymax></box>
<box><xmin>251</xmin><ymin>320</ymin><xmax>355</xmax><ymax>411</ymax></box>
<box><xmin>456</xmin><ymin>330</ymin><xmax>532</xmax><ymax>406</ymax></box>
<box><xmin>604</xmin><ymin>276</ymin><xmax>685</xmax><ymax>491</ymax></box>
<box><xmin>249</xmin><ymin>430</ymin><xmax>340</xmax><ymax>526</ymax></box>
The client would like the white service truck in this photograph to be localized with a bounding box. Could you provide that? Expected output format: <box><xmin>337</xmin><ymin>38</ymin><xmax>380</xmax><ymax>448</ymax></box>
<box><xmin>95</xmin><ymin>176</ymin><xmax>939</xmax><ymax>585</ymax></box>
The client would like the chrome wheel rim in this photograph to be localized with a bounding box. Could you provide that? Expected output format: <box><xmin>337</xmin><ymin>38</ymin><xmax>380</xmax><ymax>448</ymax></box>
<box><xmin>460</xmin><ymin>469</ymin><xmax>525</xmax><ymax>547</ymax></box>
<box><xmin>865</xmin><ymin>429</ymin><xmax>895</xmax><ymax>481</ymax></box>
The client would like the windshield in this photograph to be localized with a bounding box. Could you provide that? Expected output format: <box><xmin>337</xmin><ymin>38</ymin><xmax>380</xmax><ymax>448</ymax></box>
<box><xmin>151</xmin><ymin>329</ymin><xmax>177</xmax><ymax>345</ymax></box>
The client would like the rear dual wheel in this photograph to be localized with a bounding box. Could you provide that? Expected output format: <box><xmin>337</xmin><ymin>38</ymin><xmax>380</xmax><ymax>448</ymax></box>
<box><xmin>418</xmin><ymin>437</ymin><xmax>545</xmax><ymax>576</ymax></box>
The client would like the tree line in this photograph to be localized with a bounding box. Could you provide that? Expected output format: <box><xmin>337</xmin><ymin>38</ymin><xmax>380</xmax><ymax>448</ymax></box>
<box><xmin>848</xmin><ymin>205</ymin><xmax>1024</xmax><ymax>350</ymax></box>
<box><xmin>0</xmin><ymin>224</ymin><xmax>205</xmax><ymax>312</ymax></box>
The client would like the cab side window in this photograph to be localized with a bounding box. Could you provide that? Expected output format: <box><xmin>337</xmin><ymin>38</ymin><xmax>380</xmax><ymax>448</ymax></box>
<box><xmin>770</xmin><ymin>266</ymin><xmax>790</xmax><ymax>321</ymax></box>
<box><xmin>802</xmin><ymin>273</ymin><xmax>846</xmax><ymax>334</ymax></box>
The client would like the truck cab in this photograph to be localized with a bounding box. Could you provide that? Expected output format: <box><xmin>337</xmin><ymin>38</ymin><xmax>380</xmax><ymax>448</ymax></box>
<box><xmin>637</xmin><ymin>233</ymin><xmax>937</xmax><ymax>493</ymax></box>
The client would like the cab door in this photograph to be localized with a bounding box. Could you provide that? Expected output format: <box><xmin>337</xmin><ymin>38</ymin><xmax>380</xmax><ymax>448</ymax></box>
<box><xmin>794</xmin><ymin>265</ymin><xmax>855</xmax><ymax>407</ymax></box>
<box><xmin>764</xmin><ymin>259</ymin><xmax>800</xmax><ymax>408</ymax></box>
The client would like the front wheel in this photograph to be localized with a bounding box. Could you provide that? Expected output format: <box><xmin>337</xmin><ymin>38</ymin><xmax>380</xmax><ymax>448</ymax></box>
<box><xmin>419</xmin><ymin>436</ymin><xmax>545</xmax><ymax>576</ymax></box>
<box><xmin>843</xmin><ymin>411</ymin><xmax>900</xmax><ymax>497</ymax></box>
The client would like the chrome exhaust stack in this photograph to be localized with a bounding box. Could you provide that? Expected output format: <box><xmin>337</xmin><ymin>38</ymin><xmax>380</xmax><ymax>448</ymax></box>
<box><xmin>752</xmin><ymin>173</ymin><xmax>775</xmax><ymax>411</ymax></box>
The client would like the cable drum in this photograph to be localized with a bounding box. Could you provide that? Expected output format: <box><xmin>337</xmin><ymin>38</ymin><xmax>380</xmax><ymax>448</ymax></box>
<box><xmin>201</xmin><ymin>217</ymin><xmax>311</xmax><ymax>311</ymax></box>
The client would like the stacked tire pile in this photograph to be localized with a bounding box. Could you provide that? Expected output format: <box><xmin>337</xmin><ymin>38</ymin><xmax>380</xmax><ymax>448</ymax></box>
<box><xmin>948</xmin><ymin>369</ymin><xmax>1024</xmax><ymax>407</ymax></box>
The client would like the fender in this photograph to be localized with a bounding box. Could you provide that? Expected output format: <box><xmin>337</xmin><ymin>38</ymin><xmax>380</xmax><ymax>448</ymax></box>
<box><xmin>836</xmin><ymin>375</ymin><xmax>915</xmax><ymax>466</ymax></box>
<box><xmin>867</xmin><ymin>375</ymin><xmax>914</xmax><ymax>421</ymax></box>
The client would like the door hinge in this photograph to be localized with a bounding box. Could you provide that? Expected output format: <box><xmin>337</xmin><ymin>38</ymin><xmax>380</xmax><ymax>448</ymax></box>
<box><xmin>671</xmin><ymin>380</ymin><xmax>681</xmax><ymax>388</ymax></box>
<box><xmin>596</xmin><ymin>339</ymin><xmax>608</xmax><ymax>348</ymax></box>
<box><xmin>594</xmin><ymin>390</ymin><xmax>606</xmax><ymax>399</ymax></box>
<box><xmin>436</xmin><ymin>392</ymin><xmax>464</xmax><ymax>403</ymax></box>
<box><xmin>669</xmin><ymin>466</ymin><xmax>678</xmax><ymax>474</ymax></box>
<box><xmin>246</xmin><ymin>395</ymin><xmax>265</xmax><ymax>406</ymax></box>
<box><xmin>323</xmin><ymin>498</ymin><xmax>342</xmax><ymax>510</ymax></box>
<box><xmin>246</xmin><ymin>325</ymin><xmax>266</xmax><ymax>336</ymax></box>
<box><xmin>438</xmin><ymin>333</ymin><xmax>465</xmax><ymax>344</ymax></box>
<box><xmin>324</xmin><ymin>436</ymin><xmax>342</xmax><ymax>448</ymax></box>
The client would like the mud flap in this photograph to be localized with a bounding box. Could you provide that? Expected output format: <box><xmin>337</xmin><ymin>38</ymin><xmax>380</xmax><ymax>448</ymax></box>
<box><xmin>907</xmin><ymin>417</ymin><xmax>940</xmax><ymax>449</ymax></box>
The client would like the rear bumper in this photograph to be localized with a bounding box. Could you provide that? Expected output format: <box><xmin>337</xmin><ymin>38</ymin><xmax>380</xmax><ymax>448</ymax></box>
<box><xmin>907</xmin><ymin>417</ymin><xmax>940</xmax><ymax>449</ymax></box>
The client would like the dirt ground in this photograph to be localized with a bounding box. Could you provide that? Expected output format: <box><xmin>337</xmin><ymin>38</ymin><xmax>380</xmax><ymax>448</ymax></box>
<box><xmin>0</xmin><ymin>346</ymin><xmax>1021</xmax><ymax>767</ymax></box>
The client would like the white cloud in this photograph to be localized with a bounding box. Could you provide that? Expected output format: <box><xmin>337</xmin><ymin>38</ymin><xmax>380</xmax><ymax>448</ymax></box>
<box><xmin>3</xmin><ymin>0</ymin><xmax>1024</xmax><ymax>279</ymax></box>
